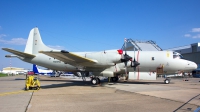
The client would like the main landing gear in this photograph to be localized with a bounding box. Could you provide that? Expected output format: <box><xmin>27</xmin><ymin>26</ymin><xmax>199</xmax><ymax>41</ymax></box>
<box><xmin>90</xmin><ymin>76</ymin><xmax>119</xmax><ymax>85</ymax></box>
<box><xmin>110</xmin><ymin>77</ymin><xmax>119</xmax><ymax>82</ymax></box>
<box><xmin>164</xmin><ymin>78</ymin><xmax>170</xmax><ymax>84</ymax></box>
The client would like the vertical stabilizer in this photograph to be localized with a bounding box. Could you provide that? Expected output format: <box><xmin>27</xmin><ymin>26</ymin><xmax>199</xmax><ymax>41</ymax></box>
<box><xmin>24</xmin><ymin>27</ymin><xmax>56</xmax><ymax>54</ymax></box>
<box><xmin>33</xmin><ymin>64</ymin><xmax>39</xmax><ymax>74</ymax></box>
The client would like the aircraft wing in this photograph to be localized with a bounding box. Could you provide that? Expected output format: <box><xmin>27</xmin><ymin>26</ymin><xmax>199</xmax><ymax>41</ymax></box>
<box><xmin>39</xmin><ymin>50</ymin><xmax>98</xmax><ymax>67</ymax></box>
<box><xmin>2</xmin><ymin>48</ymin><xmax>35</xmax><ymax>58</ymax></box>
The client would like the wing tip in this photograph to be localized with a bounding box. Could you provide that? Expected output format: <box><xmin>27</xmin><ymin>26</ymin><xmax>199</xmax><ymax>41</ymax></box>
<box><xmin>2</xmin><ymin>48</ymin><xmax>8</xmax><ymax>50</ymax></box>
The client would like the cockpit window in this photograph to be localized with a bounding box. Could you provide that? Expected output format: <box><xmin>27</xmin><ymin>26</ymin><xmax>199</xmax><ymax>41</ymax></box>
<box><xmin>179</xmin><ymin>54</ymin><xmax>184</xmax><ymax>59</ymax></box>
<box><xmin>173</xmin><ymin>52</ymin><xmax>184</xmax><ymax>59</ymax></box>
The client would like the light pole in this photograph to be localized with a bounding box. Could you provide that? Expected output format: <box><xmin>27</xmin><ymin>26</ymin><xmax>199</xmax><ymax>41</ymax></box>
<box><xmin>9</xmin><ymin>58</ymin><xmax>12</xmax><ymax>76</ymax></box>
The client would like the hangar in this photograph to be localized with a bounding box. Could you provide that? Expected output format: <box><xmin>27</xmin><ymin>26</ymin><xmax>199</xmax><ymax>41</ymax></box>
<box><xmin>121</xmin><ymin>38</ymin><xmax>162</xmax><ymax>51</ymax></box>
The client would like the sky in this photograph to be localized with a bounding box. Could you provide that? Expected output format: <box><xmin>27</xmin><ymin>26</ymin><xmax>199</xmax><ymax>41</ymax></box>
<box><xmin>0</xmin><ymin>0</ymin><xmax>200</xmax><ymax>70</ymax></box>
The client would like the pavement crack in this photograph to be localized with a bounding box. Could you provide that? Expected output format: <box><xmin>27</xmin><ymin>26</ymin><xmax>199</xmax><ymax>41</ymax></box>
<box><xmin>25</xmin><ymin>91</ymin><xmax>34</xmax><ymax>112</ymax></box>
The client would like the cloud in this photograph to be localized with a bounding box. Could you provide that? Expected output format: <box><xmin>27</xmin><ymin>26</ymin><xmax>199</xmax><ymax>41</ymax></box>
<box><xmin>184</xmin><ymin>34</ymin><xmax>191</xmax><ymax>37</ymax></box>
<box><xmin>184</xmin><ymin>28</ymin><xmax>200</xmax><ymax>39</ymax></box>
<box><xmin>47</xmin><ymin>45</ymin><xmax>65</xmax><ymax>50</ymax></box>
<box><xmin>0</xmin><ymin>33</ymin><xmax>27</xmax><ymax>45</ymax></box>
<box><xmin>0</xmin><ymin>37</ymin><xmax>27</xmax><ymax>45</ymax></box>
<box><xmin>192</xmin><ymin>34</ymin><xmax>200</xmax><ymax>38</ymax></box>
<box><xmin>0</xmin><ymin>34</ymin><xmax>6</xmax><ymax>38</ymax></box>
<box><xmin>191</xmin><ymin>28</ymin><xmax>200</xmax><ymax>32</ymax></box>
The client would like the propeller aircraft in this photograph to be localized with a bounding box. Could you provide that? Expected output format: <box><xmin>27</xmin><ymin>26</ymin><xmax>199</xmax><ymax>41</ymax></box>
<box><xmin>2</xmin><ymin>27</ymin><xmax>197</xmax><ymax>85</ymax></box>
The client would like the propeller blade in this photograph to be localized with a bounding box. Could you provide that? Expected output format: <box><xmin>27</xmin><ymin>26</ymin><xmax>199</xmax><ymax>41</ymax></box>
<box><xmin>134</xmin><ymin>66</ymin><xmax>136</xmax><ymax>71</ymax></box>
<box><xmin>124</xmin><ymin>38</ymin><xmax>129</xmax><ymax>81</ymax></box>
<box><xmin>131</xmin><ymin>55</ymin><xmax>140</xmax><ymax>70</ymax></box>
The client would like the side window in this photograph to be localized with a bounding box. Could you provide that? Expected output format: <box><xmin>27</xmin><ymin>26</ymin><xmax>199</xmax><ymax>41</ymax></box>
<box><xmin>173</xmin><ymin>55</ymin><xmax>179</xmax><ymax>59</ymax></box>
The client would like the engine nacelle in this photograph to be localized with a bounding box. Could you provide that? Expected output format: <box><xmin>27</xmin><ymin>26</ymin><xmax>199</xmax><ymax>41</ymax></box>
<box><xmin>92</xmin><ymin>71</ymin><xmax>114</xmax><ymax>77</ymax></box>
<box><xmin>85</xmin><ymin>49</ymin><xmax>123</xmax><ymax>66</ymax></box>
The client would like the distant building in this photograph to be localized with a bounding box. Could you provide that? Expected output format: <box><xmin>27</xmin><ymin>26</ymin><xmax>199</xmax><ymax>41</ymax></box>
<box><xmin>121</xmin><ymin>39</ymin><xmax>162</xmax><ymax>51</ymax></box>
<box><xmin>2</xmin><ymin>67</ymin><xmax>28</xmax><ymax>75</ymax></box>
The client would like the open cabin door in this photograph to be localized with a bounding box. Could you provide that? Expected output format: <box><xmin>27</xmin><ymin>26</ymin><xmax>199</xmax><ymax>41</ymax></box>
<box><xmin>157</xmin><ymin>66</ymin><xmax>164</xmax><ymax>75</ymax></box>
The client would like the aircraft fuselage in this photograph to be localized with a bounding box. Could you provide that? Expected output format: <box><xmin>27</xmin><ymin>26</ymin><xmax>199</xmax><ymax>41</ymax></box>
<box><xmin>20</xmin><ymin>50</ymin><xmax>197</xmax><ymax>77</ymax></box>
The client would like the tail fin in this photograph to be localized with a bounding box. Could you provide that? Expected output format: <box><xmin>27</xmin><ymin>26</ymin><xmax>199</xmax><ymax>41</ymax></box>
<box><xmin>33</xmin><ymin>64</ymin><xmax>39</xmax><ymax>74</ymax></box>
<box><xmin>24</xmin><ymin>27</ymin><xmax>56</xmax><ymax>54</ymax></box>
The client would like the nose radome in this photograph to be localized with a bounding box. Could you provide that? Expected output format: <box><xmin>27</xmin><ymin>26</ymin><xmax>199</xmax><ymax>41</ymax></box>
<box><xmin>188</xmin><ymin>61</ymin><xmax>198</xmax><ymax>70</ymax></box>
<box><xmin>193</xmin><ymin>62</ymin><xmax>198</xmax><ymax>69</ymax></box>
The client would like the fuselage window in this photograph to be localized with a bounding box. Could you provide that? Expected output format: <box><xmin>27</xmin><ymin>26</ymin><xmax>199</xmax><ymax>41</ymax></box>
<box><xmin>173</xmin><ymin>55</ymin><xmax>180</xmax><ymax>59</ymax></box>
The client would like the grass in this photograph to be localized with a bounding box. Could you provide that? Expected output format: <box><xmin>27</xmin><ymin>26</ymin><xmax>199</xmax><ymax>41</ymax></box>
<box><xmin>0</xmin><ymin>73</ymin><xmax>8</xmax><ymax>77</ymax></box>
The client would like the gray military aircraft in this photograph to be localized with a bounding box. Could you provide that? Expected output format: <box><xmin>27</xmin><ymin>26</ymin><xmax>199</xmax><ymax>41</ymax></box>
<box><xmin>2</xmin><ymin>27</ymin><xmax>197</xmax><ymax>85</ymax></box>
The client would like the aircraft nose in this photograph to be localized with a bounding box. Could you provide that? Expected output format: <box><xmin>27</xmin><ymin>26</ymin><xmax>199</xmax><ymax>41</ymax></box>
<box><xmin>193</xmin><ymin>62</ymin><xmax>198</xmax><ymax>69</ymax></box>
<box><xmin>186</xmin><ymin>61</ymin><xmax>198</xmax><ymax>70</ymax></box>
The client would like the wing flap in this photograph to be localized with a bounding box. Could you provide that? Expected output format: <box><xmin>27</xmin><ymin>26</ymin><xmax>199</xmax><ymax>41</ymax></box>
<box><xmin>2</xmin><ymin>48</ymin><xmax>35</xmax><ymax>58</ymax></box>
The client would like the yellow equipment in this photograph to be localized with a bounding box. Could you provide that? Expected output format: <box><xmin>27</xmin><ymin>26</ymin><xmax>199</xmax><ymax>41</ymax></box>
<box><xmin>25</xmin><ymin>75</ymin><xmax>40</xmax><ymax>90</ymax></box>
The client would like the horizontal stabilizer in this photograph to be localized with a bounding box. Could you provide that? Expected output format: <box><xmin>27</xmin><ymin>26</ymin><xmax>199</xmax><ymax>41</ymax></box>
<box><xmin>2</xmin><ymin>48</ymin><xmax>35</xmax><ymax>58</ymax></box>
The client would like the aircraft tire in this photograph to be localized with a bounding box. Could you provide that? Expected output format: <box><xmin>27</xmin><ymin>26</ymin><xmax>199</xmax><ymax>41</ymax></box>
<box><xmin>164</xmin><ymin>79</ymin><xmax>170</xmax><ymax>84</ymax></box>
<box><xmin>25</xmin><ymin>86</ymin><xmax>28</xmax><ymax>91</ymax></box>
<box><xmin>97</xmin><ymin>78</ymin><xmax>101</xmax><ymax>84</ymax></box>
<box><xmin>111</xmin><ymin>77</ymin><xmax>119</xmax><ymax>82</ymax></box>
<box><xmin>91</xmin><ymin>78</ymin><xmax>99</xmax><ymax>85</ymax></box>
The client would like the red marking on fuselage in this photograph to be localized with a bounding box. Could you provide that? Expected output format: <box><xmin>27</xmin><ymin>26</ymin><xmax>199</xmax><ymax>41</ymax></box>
<box><xmin>137</xmin><ymin>51</ymin><xmax>140</xmax><ymax>80</ymax></box>
<box><xmin>115</xmin><ymin>65</ymin><xmax>118</xmax><ymax>72</ymax></box>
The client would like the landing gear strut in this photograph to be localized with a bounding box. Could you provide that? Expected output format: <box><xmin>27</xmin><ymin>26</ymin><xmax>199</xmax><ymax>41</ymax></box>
<box><xmin>111</xmin><ymin>77</ymin><xmax>119</xmax><ymax>82</ymax></box>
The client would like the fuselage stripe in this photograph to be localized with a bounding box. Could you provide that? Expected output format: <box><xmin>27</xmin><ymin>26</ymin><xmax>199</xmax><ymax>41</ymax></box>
<box><xmin>137</xmin><ymin>51</ymin><xmax>140</xmax><ymax>80</ymax></box>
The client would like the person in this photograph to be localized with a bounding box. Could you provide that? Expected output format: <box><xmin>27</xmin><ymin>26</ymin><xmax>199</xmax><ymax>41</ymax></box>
<box><xmin>182</xmin><ymin>72</ymin><xmax>185</xmax><ymax>78</ymax></box>
<box><xmin>182</xmin><ymin>72</ymin><xmax>188</xmax><ymax>81</ymax></box>
<box><xmin>188</xmin><ymin>72</ymin><xmax>191</xmax><ymax>78</ymax></box>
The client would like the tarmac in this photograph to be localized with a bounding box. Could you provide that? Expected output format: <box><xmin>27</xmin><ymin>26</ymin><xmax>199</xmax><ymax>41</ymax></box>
<box><xmin>0</xmin><ymin>75</ymin><xmax>200</xmax><ymax>112</ymax></box>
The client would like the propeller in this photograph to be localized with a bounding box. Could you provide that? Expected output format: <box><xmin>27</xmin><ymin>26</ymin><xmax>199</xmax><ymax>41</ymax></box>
<box><xmin>121</xmin><ymin>38</ymin><xmax>132</xmax><ymax>80</ymax></box>
<box><xmin>131</xmin><ymin>47</ymin><xmax>140</xmax><ymax>72</ymax></box>
<box><xmin>131</xmin><ymin>57</ymin><xmax>140</xmax><ymax>71</ymax></box>
<box><xmin>121</xmin><ymin>38</ymin><xmax>141</xmax><ymax>80</ymax></box>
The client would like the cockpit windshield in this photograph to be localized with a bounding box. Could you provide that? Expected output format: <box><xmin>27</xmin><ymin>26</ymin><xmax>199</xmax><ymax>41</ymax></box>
<box><xmin>173</xmin><ymin>52</ymin><xmax>184</xmax><ymax>59</ymax></box>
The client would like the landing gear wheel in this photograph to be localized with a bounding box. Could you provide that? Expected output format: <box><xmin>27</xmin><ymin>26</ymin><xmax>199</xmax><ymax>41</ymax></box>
<box><xmin>164</xmin><ymin>79</ymin><xmax>170</xmax><ymax>84</ymax></box>
<box><xmin>97</xmin><ymin>78</ymin><xmax>100</xmax><ymax>84</ymax></box>
<box><xmin>125</xmin><ymin>76</ymin><xmax>129</xmax><ymax>81</ymax></box>
<box><xmin>111</xmin><ymin>77</ymin><xmax>119</xmax><ymax>82</ymax></box>
<box><xmin>91</xmin><ymin>78</ymin><xmax>100</xmax><ymax>85</ymax></box>
<box><xmin>37</xmin><ymin>86</ymin><xmax>40</xmax><ymax>90</ymax></box>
